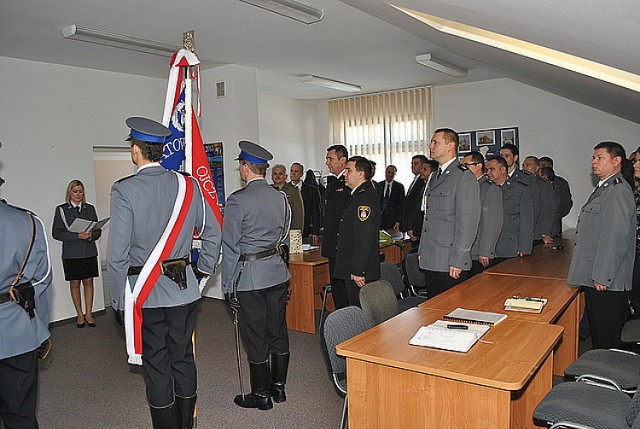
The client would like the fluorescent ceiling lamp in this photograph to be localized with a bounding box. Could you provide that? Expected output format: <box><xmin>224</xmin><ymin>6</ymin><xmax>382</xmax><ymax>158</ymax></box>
<box><xmin>301</xmin><ymin>75</ymin><xmax>361</xmax><ymax>92</ymax></box>
<box><xmin>62</xmin><ymin>25</ymin><xmax>180</xmax><ymax>57</ymax></box>
<box><xmin>238</xmin><ymin>0</ymin><xmax>324</xmax><ymax>24</ymax></box>
<box><xmin>394</xmin><ymin>7</ymin><xmax>640</xmax><ymax>93</ymax></box>
<box><xmin>415</xmin><ymin>54</ymin><xmax>468</xmax><ymax>77</ymax></box>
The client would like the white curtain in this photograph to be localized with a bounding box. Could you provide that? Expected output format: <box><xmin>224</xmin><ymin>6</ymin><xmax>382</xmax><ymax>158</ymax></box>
<box><xmin>328</xmin><ymin>87</ymin><xmax>432</xmax><ymax>186</ymax></box>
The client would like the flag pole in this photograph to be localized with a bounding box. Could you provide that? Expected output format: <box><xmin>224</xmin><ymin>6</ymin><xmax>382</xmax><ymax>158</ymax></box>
<box><xmin>182</xmin><ymin>29</ymin><xmax>198</xmax><ymax>427</ymax></box>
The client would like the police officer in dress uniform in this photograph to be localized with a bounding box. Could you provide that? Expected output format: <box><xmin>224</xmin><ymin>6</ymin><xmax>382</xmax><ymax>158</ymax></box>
<box><xmin>462</xmin><ymin>152</ymin><xmax>503</xmax><ymax>277</ymax></box>
<box><xmin>0</xmin><ymin>202</ymin><xmax>52</xmax><ymax>429</ymax></box>
<box><xmin>221</xmin><ymin>141</ymin><xmax>291</xmax><ymax>411</ymax></box>
<box><xmin>333</xmin><ymin>156</ymin><xmax>381</xmax><ymax>306</ymax></box>
<box><xmin>419</xmin><ymin>129</ymin><xmax>480</xmax><ymax>297</ymax></box>
<box><xmin>486</xmin><ymin>156</ymin><xmax>535</xmax><ymax>263</ymax></box>
<box><xmin>107</xmin><ymin>117</ymin><xmax>221</xmax><ymax>429</ymax></box>
<box><xmin>567</xmin><ymin>142</ymin><xmax>635</xmax><ymax>349</ymax></box>
<box><xmin>322</xmin><ymin>145</ymin><xmax>351</xmax><ymax>309</ymax></box>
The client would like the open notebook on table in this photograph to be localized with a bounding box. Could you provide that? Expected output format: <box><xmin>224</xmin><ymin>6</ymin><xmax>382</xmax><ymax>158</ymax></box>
<box><xmin>409</xmin><ymin>320</ymin><xmax>491</xmax><ymax>353</ymax></box>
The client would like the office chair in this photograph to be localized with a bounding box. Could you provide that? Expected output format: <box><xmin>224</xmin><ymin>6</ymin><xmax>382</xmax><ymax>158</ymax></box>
<box><xmin>322</xmin><ymin>306</ymin><xmax>370</xmax><ymax>429</ymax></box>
<box><xmin>379</xmin><ymin>261</ymin><xmax>426</xmax><ymax>312</ymax></box>
<box><xmin>404</xmin><ymin>253</ymin><xmax>428</xmax><ymax>297</ymax></box>
<box><xmin>318</xmin><ymin>283</ymin><xmax>332</xmax><ymax>330</ymax></box>
<box><xmin>563</xmin><ymin>318</ymin><xmax>640</xmax><ymax>395</ymax></box>
<box><xmin>359</xmin><ymin>279</ymin><xmax>399</xmax><ymax>326</ymax></box>
<box><xmin>534</xmin><ymin>377</ymin><xmax>640</xmax><ymax>428</ymax></box>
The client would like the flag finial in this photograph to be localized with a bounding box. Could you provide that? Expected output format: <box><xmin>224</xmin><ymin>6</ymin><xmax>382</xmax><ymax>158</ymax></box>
<box><xmin>182</xmin><ymin>30</ymin><xmax>195</xmax><ymax>52</ymax></box>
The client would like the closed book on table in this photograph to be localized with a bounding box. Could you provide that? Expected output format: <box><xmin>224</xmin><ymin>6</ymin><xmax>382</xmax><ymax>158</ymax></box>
<box><xmin>443</xmin><ymin>308</ymin><xmax>507</xmax><ymax>326</ymax></box>
<box><xmin>504</xmin><ymin>297</ymin><xmax>547</xmax><ymax>313</ymax></box>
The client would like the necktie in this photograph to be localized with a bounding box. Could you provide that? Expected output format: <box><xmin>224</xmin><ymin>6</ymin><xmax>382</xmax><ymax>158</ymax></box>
<box><xmin>384</xmin><ymin>182</ymin><xmax>390</xmax><ymax>199</ymax></box>
<box><xmin>75</xmin><ymin>205</ymin><xmax>81</xmax><ymax>213</ymax></box>
<box><xmin>436</xmin><ymin>168</ymin><xmax>442</xmax><ymax>180</ymax></box>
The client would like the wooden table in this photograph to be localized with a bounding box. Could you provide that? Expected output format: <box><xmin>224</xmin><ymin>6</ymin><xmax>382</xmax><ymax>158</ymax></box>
<box><xmin>420</xmin><ymin>274</ymin><xmax>582</xmax><ymax>376</ymax></box>
<box><xmin>287</xmin><ymin>240</ymin><xmax>412</xmax><ymax>334</ymax></box>
<box><xmin>287</xmin><ymin>248</ymin><xmax>329</xmax><ymax>334</ymax></box>
<box><xmin>337</xmin><ymin>307</ymin><xmax>563</xmax><ymax>428</ymax></box>
<box><xmin>484</xmin><ymin>239</ymin><xmax>574</xmax><ymax>280</ymax></box>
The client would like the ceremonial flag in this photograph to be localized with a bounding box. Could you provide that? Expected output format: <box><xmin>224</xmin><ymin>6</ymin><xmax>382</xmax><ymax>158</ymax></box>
<box><xmin>161</xmin><ymin>49</ymin><xmax>223</xmax><ymax>226</ymax></box>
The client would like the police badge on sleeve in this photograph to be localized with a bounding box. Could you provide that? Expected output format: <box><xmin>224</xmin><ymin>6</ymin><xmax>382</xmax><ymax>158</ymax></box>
<box><xmin>358</xmin><ymin>206</ymin><xmax>371</xmax><ymax>221</ymax></box>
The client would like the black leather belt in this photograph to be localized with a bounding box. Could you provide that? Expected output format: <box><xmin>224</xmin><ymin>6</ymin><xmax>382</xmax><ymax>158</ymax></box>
<box><xmin>128</xmin><ymin>257</ymin><xmax>190</xmax><ymax>276</ymax></box>
<box><xmin>239</xmin><ymin>248</ymin><xmax>278</xmax><ymax>262</ymax></box>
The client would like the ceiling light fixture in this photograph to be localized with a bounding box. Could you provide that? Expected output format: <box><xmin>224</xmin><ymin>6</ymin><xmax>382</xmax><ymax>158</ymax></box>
<box><xmin>238</xmin><ymin>0</ymin><xmax>324</xmax><ymax>24</ymax></box>
<box><xmin>62</xmin><ymin>25</ymin><xmax>180</xmax><ymax>57</ymax></box>
<box><xmin>301</xmin><ymin>75</ymin><xmax>361</xmax><ymax>92</ymax></box>
<box><xmin>415</xmin><ymin>54</ymin><xmax>468</xmax><ymax>77</ymax></box>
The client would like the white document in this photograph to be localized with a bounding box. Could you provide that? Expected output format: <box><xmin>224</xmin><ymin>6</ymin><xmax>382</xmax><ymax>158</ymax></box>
<box><xmin>409</xmin><ymin>321</ymin><xmax>490</xmax><ymax>353</ymax></box>
<box><xmin>67</xmin><ymin>217</ymin><xmax>110</xmax><ymax>233</ymax></box>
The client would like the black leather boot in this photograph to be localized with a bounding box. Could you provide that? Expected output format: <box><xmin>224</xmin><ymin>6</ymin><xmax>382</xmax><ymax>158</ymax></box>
<box><xmin>269</xmin><ymin>352</ymin><xmax>290</xmax><ymax>403</ymax></box>
<box><xmin>174</xmin><ymin>395</ymin><xmax>196</xmax><ymax>429</ymax></box>
<box><xmin>149</xmin><ymin>404</ymin><xmax>178</xmax><ymax>429</ymax></box>
<box><xmin>234</xmin><ymin>360</ymin><xmax>273</xmax><ymax>410</ymax></box>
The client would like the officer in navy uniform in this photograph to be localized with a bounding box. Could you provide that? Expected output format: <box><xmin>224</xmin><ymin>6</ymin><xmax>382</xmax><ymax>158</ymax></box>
<box><xmin>419</xmin><ymin>129</ymin><xmax>480</xmax><ymax>297</ymax></box>
<box><xmin>107</xmin><ymin>117</ymin><xmax>221</xmax><ymax>429</ymax></box>
<box><xmin>221</xmin><ymin>141</ymin><xmax>292</xmax><ymax>411</ymax></box>
<box><xmin>322</xmin><ymin>145</ymin><xmax>351</xmax><ymax>309</ymax></box>
<box><xmin>333</xmin><ymin>156</ymin><xmax>381</xmax><ymax>306</ymax></box>
<box><xmin>567</xmin><ymin>142</ymin><xmax>635</xmax><ymax>349</ymax></box>
<box><xmin>486</xmin><ymin>156</ymin><xmax>535</xmax><ymax>263</ymax></box>
<box><xmin>0</xmin><ymin>202</ymin><xmax>52</xmax><ymax>429</ymax></box>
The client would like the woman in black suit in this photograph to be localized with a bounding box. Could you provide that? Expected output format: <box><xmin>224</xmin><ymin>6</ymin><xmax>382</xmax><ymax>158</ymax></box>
<box><xmin>52</xmin><ymin>180</ymin><xmax>102</xmax><ymax>328</ymax></box>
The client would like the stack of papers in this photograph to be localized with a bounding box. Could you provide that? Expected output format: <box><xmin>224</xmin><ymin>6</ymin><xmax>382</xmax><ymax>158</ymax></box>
<box><xmin>504</xmin><ymin>297</ymin><xmax>547</xmax><ymax>313</ymax></box>
<box><xmin>409</xmin><ymin>320</ymin><xmax>490</xmax><ymax>353</ymax></box>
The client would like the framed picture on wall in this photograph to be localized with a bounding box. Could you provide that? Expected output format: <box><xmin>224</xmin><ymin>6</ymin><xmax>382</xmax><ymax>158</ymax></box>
<box><xmin>458</xmin><ymin>133</ymin><xmax>471</xmax><ymax>153</ymax></box>
<box><xmin>501</xmin><ymin>128</ymin><xmax>516</xmax><ymax>146</ymax></box>
<box><xmin>476</xmin><ymin>130</ymin><xmax>495</xmax><ymax>146</ymax></box>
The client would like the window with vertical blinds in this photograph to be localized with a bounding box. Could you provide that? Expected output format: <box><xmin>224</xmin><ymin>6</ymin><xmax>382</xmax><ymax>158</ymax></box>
<box><xmin>328</xmin><ymin>87</ymin><xmax>432</xmax><ymax>186</ymax></box>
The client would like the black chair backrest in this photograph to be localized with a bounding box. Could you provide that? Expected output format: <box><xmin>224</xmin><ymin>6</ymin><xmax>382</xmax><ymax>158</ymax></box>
<box><xmin>322</xmin><ymin>306</ymin><xmax>370</xmax><ymax>376</ymax></box>
<box><xmin>359</xmin><ymin>279</ymin><xmax>400</xmax><ymax>326</ymax></box>
<box><xmin>380</xmin><ymin>261</ymin><xmax>404</xmax><ymax>296</ymax></box>
<box><xmin>404</xmin><ymin>253</ymin><xmax>426</xmax><ymax>288</ymax></box>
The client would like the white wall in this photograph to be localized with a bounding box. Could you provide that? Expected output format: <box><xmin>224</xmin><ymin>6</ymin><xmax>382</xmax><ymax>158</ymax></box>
<box><xmin>433</xmin><ymin>78</ymin><xmax>640</xmax><ymax>228</ymax></box>
<box><xmin>258</xmin><ymin>94</ymin><xmax>321</xmax><ymax>173</ymax></box>
<box><xmin>0</xmin><ymin>56</ymin><xmax>165</xmax><ymax>322</ymax></box>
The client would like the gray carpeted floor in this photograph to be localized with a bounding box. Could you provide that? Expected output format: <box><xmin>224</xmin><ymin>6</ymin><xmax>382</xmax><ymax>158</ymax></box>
<box><xmin>36</xmin><ymin>298</ymin><xmax>342</xmax><ymax>429</ymax></box>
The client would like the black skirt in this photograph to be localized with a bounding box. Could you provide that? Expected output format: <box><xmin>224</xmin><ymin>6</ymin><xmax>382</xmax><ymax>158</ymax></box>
<box><xmin>62</xmin><ymin>256</ymin><xmax>99</xmax><ymax>281</ymax></box>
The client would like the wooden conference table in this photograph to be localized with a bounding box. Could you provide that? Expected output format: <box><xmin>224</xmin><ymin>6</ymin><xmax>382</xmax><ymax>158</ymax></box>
<box><xmin>420</xmin><ymin>273</ymin><xmax>582</xmax><ymax>376</ymax></box>
<box><xmin>287</xmin><ymin>241</ymin><xmax>411</xmax><ymax>334</ymax></box>
<box><xmin>337</xmin><ymin>307</ymin><xmax>563</xmax><ymax>428</ymax></box>
<box><xmin>484</xmin><ymin>238</ymin><xmax>574</xmax><ymax>280</ymax></box>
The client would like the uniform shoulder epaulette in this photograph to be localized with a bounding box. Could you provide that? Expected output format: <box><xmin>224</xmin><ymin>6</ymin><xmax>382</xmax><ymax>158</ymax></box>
<box><xmin>522</xmin><ymin>170</ymin><xmax>532</xmax><ymax>175</ymax></box>
<box><xmin>514</xmin><ymin>176</ymin><xmax>529</xmax><ymax>186</ymax></box>
<box><xmin>458</xmin><ymin>164</ymin><xmax>469</xmax><ymax>171</ymax></box>
<box><xmin>485</xmin><ymin>178</ymin><xmax>495</xmax><ymax>185</ymax></box>
<box><xmin>115</xmin><ymin>174</ymin><xmax>135</xmax><ymax>184</ymax></box>
<box><xmin>6</xmin><ymin>203</ymin><xmax>36</xmax><ymax>217</ymax></box>
<box><xmin>613</xmin><ymin>177</ymin><xmax>624</xmax><ymax>185</ymax></box>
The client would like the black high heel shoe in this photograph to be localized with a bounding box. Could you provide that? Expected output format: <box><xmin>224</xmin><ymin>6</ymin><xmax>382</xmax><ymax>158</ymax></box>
<box><xmin>76</xmin><ymin>316</ymin><xmax>85</xmax><ymax>328</ymax></box>
<box><xmin>85</xmin><ymin>314</ymin><xmax>96</xmax><ymax>328</ymax></box>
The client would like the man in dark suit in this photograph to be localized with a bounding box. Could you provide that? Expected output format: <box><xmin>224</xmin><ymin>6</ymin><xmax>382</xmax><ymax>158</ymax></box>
<box><xmin>540</xmin><ymin>156</ymin><xmax>573</xmax><ymax>236</ymax></box>
<box><xmin>399</xmin><ymin>154</ymin><xmax>428</xmax><ymax>233</ymax></box>
<box><xmin>290</xmin><ymin>162</ymin><xmax>322</xmax><ymax>243</ymax></box>
<box><xmin>322</xmin><ymin>145</ymin><xmax>351</xmax><ymax>309</ymax></box>
<box><xmin>407</xmin><ymin>159</ymin><xmax>438</xmax><ymax>246</ymax></box>
<box><xmin>378</xmin><ymin>164</ymin><xmax>405</xmax><ymax>229</ymax></box>
<box><xmin>334</xmin><ymin>156</ymin><xmax>381</xmax><ymax>306</ymax></box>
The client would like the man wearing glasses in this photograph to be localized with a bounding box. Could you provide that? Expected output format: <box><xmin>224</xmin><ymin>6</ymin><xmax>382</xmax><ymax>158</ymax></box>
<box><xmin>462</xmin><ymin>152</ymin><xmax>503</xmax><ymax>277</ymax></box>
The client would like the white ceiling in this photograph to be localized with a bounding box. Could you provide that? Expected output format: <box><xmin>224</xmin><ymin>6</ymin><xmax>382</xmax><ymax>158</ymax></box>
<box><xmin>1</xmin><ymin>0</ymin><xmax>639</xmax><ymax>122</ymax></box>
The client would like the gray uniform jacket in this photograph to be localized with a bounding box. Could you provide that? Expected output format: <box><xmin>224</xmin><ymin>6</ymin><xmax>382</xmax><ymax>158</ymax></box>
<box><xmin>567</xmin><ymin>173</ymin><xmax>635</xmax><ymax>291</ymax></box>
<box><xmin>52</xmin><ymin>202</ymin><xmax>101</xmax><ymax>259</ymax></box>
<box><xmin>107</xmin><ymin>165</ymin><xmax>221</xmax><ymax>311</ymax></box>
<box><xmin>418</xmin><ymin>159</ymin><xmax>480</xmax><ymax>272</ymax></box>
<box><xmin>471</xmin><ymin>175</ymin><xmax>503</xmax><ymax>260</ymax></box>
<box><xmin>533</xmin><ymin>176</ymin><xmax>556</xmax><ymax>239</ymax></box>
<box><xmin>495</xmin><ymin>177</ymin><xmax>534</xmax><ymax>257</ymax></box>
<box><xmin>222</xmin><ymin>178</ymin><xmax>291</xmax><ymax>294</ymax></box>
<box><xmin>0</xmin><ymin>204</ymin><xmax>52</xmax><ymax>360</ymax></box>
